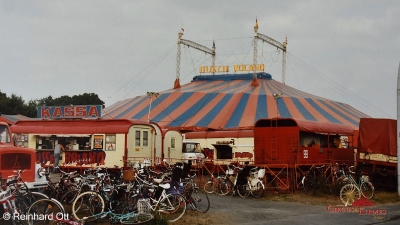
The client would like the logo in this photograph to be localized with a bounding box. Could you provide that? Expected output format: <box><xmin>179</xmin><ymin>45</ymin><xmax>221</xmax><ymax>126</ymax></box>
<box><xmin>352</xmin><ymin>198</ymin><xmax>374</xmax><ymax>207</ymax></box>
<box><xmin>3</xmin><ymin>212</ymin><xmax>11</xmax><ymax>220</ymax></box>
<box><xmin>327</xmin><ymin>197</ymin><xmax>386</xmax><ymax>219</ymax></box>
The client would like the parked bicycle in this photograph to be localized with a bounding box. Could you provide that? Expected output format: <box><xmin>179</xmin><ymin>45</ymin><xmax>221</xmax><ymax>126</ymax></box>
<box><xmin>0</xmin><ymin>186</ymin><xmax>29</xmax><ymax>225</ymax></box>
<box><xmin>339</xmin><ymin>165</ymin><xmax>374</xmax><ymax>206</ymax></box>
<box><xmin>217</xmin><ymin>163</ymin><xmax>252</xmax><ymax>198</ymax></box>
<box><xmin>301</xmin><ymin>164</ymin><xmax>332</xmax><ymax>195</ymax></box>
<box><xmin>39</xmin><ymin>166</ymin><xmax>78</xmax><ymax>200</ymax></box>
<box><xmin>28</xmin><ymin>197</ymin><xmax>152</xmax><ymax>225</ymax></box>
<box><xmin>178</xmin><ymin>173</ymin><xmax>210</xmax><ymax>213</ymax></box>
<box><xmin>247</xmin><ymin>167</ymin><xmax>265</xmax><ymax>198</ymax></box>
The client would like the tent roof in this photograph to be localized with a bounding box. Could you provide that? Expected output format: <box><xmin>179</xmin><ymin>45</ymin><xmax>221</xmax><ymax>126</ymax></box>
<box><xmin>103</xmin><ymin>73</ymin><xmax>369</xmax><ymax>131</ymax></box>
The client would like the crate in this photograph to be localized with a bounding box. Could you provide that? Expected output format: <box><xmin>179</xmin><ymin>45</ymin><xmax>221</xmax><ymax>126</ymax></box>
<box><xmin>123</xmin><ymin>169</ymin><xmax>136</xmax><ymax>181</ymax></box>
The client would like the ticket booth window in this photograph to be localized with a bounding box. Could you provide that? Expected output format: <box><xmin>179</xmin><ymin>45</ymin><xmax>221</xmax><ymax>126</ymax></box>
<box><xmin>105</xmin><ymin>135</ymin><xmax>116</xmax><ymax>151</ymax></box>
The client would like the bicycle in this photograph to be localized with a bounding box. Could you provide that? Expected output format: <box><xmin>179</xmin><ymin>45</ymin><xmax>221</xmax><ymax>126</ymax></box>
<box><xmin>203</xmin><ymin>173</ymin><xmax>219</xmax><ymax>194</ymax></box>
<box><xmin>27</xmin><ymin>198</ymin><xmax>66</xmax><ymax>225</ymax></box>
<box><xmin>339</xmin><ymin>166</ymin><xmax>374</xmax><ymax>206</ymax></box>
<box><xmin>301</xmin><ymin>164</ymin><xmax>332</xmax><ymax>195</ymax></box>
<box><xmin>7</xmin><ymin>169</ymin><xmax>59</xmax><ymax>214</ymax></box>
<box><xmin>0</xmin><ymin>186</ymin><xmax>29</xmax><ymax>225</ymax></box>
<box><xmin>247</xmin><ymin>167</ymin><xmax>265</xmax><ymax>198</ymax></box>
<box><xmin>179</xmin><ymin>174</ymin><xmax>210</xmax><ymax>213</ymax></box>
<box><xmin>73</xmin><ymin>172</ymin><xmax>186</xmax><ymax>223</ymax></box>
<box><xmin>217</xmin><ymin>163</ymin><xmax>252</xmax><ymax>198</ymax></box>
<box><xmin>39</xmin><ymin>166</ymin><xmax>78</xmax><ymax>200</ymax></box>
<box><xmin>28</xmin><ymin>198</ymin><xmax>153</xmax><ymax>225</ymax></box>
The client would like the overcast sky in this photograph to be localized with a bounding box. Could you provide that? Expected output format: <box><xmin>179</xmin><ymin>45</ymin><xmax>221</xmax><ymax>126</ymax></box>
<box><xmin>1</xmin><ymin>1</ymin><xmax>399</xmax><ymax>119</ymax></box>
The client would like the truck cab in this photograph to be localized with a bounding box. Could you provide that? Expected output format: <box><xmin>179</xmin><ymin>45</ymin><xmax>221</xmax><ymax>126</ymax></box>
<box><xmin>0</xmin><ymin>122</ymin><xmax>46</xmax><ymax>189</ymax></box>
<box><xmin>181</xmin><ymin>140</ymin><xmax>205</xmax><ymax>162</ymax></box>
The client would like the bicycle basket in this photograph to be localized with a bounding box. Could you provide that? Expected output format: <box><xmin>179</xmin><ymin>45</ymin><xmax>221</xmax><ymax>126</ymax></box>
<box><xmin>257</xmin><ymin>169</ymin><xmax>266</xmax><ymax>179</ymax></box>
<box><xmin>361</xmin><ymin>175</ymin><xmax>369</xmax><ymax>182</ymax></box>
<box><xmin>226</xmin><ymin>169</ymin><xmax>234</xmax><ymax>175</ymax></box>
<box><xmin>123</xmin><ymin>169</ymin><xmax>136</xmax><ymax>182</ymax></box>
<box><xmin>137</xmin><ymin>198</ymin><xmax>151</xmax><ymax>214</ymax></box>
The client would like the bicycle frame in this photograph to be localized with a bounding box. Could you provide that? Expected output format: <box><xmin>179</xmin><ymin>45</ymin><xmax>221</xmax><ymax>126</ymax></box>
<box><xmin>0</xmin><ymin>188</ymin><xmax>20</xmax><ymax>225</ymax></box>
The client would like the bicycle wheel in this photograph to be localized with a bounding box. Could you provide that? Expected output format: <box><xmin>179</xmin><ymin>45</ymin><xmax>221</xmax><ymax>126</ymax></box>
<box><xmin>237</xmin><ymin>184</ymin><xmax>250</xmax><ymax>198</ymax></box>
<box><xmin>360</xmin><ymin>181</ymin><xmax>374</xmax><ymax>199</ymax></box>
<box><xmin>72</xmin><ymin>191</ymin><xmax>105</xmax><ymax>222</ymax></box>
<box><xmin>27</xmin><ymin>198</ymin><xmax>65</xmax><ymax>225</ymax></box>
<box><xmin>250</xmin><ymin>181</ymin><xmax>264</xmax><ymax>198</ymax></box>
<box><xmin>203</xmin><ymin>180</ymin><xmax>215</xmax><ymax>194</ymax></box>
<box><xmin>216</xmin><ymin>179</ymin><xmax>231</xmax><ymax>196</ymax></box>
<box><xmin>122</xmin><ymin>190</ymin><xmax>139</xmax><ymax>213</ymax></box>
<box><xmin>13</xmin><ymin>197</ymin><xmax>30</xmax><ymax>225</ymax></box>
<box><xmin>340</xmin><ymin>184</ymin><xmax>361</xmax><ymax>206</ymax></box>
<box><xmin>302</xmin><ymin>175</ymin><xmax>314</xmax><ymax>194</ymax></box>
<box><xmin>60</xmin><ymin>189</ymin><xmax>80</xmax><ymax>205</ymax></box>
<box><xmin>190</xmin><ymin>188</ymin><xmax>210</xmax><ymax>213</ymax></box>
<box><xmin>157</xmin><ymin>194</ymin><xmax>186</xmax><ymax>223</ymax></box>
<box><xmin>120</xmin><ymin>213</ymin><xmax>154</xmax><ymax>224</ymax></box>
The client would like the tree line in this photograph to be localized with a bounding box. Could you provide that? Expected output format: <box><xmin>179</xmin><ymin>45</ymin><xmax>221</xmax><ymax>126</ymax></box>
<box><xmin>0</xmin><ymin>91</ymin><xmax>105</xmax><ymax>118</ymax></box>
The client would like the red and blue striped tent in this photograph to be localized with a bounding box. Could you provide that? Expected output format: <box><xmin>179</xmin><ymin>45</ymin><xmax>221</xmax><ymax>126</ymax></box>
<box><xmin>102</xmin><ymin>73</ymin><xmax>369</xmax><ymax>131</ymax></box>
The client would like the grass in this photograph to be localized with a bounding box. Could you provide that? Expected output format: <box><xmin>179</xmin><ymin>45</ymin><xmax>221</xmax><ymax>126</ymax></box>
<box><xmin>372</xmin><ymin>191</ymin><xmax>400</xmax><ymax>204</ymax></box>
<box><xmin>263</xmin><ymin>188</ymin><xmax>400</xmax><ymax>206</ymax></box>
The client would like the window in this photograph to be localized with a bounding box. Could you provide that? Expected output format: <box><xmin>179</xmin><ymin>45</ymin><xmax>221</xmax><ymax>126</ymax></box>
<box><xmin>0</xmin><ymin>125</ymin><xmax>10</xmax><ymax>143</ymax></box>
<box><xmin>135</xmin><ymin>130</ymin><xmax>141</xmax><ymax>146</ymax></box>
<box><xmin>105</xmin><ymin>135</ymin><xmax>116</xmax><ymax>151</ymax></box>
<box><xmin>171</xmin><ymin>137</ymin><xmax>176</xmax><ymax>149</ymax></box>
<box><xmin>16</xmin><ymin>134</ymin><xmax>29</xmax><ymax>148</ymax></box>
<box><xmin>143</xmin><ymin>131</ymin><xmax>148</xmax><ymax>147</ymax></box>
<box><xmin>36</xmin><ymin>136</ymin><xmax>54</xmax><ymax>150</ymax></box>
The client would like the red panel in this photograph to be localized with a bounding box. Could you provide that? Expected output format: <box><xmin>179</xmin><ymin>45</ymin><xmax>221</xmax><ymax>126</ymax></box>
<box><xmin>358</xmin><ymin>118</ymin><xmax>397</xmax><ymax>156</ymax></box>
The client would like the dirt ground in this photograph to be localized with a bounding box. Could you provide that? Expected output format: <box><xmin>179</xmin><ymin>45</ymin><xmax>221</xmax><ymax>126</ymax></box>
<box><xmin>156</xmin><ymin>190</ymin><xmax>400</xmax><ymax>225</ymax></box>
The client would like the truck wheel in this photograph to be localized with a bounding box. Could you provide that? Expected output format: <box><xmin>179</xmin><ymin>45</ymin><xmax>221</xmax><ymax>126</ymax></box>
<box><xmin>274</xmin><ymin>172</ymin><xmax>291</xmax><ymax>192</ymax></box>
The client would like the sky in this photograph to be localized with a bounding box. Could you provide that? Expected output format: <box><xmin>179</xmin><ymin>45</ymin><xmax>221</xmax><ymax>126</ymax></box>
<box><xmin>1</xmin><ymin>1</ymin><xmax>399</xmax><ymax>119</ymax></box>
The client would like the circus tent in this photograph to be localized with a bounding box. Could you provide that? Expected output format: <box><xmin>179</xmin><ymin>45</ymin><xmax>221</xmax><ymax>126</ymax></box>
<box><xmin>102</xmin><ymin>73</ymin><xmax>369</xmax><ymax>131</ymax></box>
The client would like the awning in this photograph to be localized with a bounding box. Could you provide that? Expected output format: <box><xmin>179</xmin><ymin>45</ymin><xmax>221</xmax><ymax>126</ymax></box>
<box><xmin>32</xmin><ymin>134</ymin><xmax>91</xmax><ymax>137</ymax></box>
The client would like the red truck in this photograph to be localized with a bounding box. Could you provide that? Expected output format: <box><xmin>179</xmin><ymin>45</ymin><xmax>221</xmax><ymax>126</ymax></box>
<box><xmin>357</xmin><ymin>118</ymin><xmax>397</xmax><ymax>188</ymax></box>
<box><xmin>253</xmin><ymin>118</ymin><xmax>356</xmax><ymax>191</ymax></box>
<box><xmin>0</xmin><ymin>121</ymin><xmax>47</xmax><ymax>189</ymax></box>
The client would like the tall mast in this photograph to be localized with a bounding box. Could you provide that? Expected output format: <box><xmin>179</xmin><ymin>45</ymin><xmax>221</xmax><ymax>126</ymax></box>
<box><xmin>253</xmin><ymin>19</ymin><xmax>288</xmax><ymax>84</ymax></box>
<box><xmin>175</xmin><ymin>29</ymin><xmax>216</xmax><ymax>89</ymax></box>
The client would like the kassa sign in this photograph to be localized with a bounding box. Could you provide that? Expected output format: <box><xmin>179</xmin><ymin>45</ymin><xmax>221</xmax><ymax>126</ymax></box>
<box><xmin>37</xmin><ymin>105</ymin><xmax>102</xmax><ymax>119</ymax></box>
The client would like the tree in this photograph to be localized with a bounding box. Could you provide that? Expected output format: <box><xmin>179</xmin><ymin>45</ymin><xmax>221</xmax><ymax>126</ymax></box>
<box><xmin>71</xmin><ymin>93</ymin><xmax>104</xmax><ymax>107</ymax></box>
<box><xmin>0</xmin><ymin>91</ymin><xmax>10</xmax><ymax>114</ymax></box>
<box><xmin>0</xmin><ymin>91</ymin><xmax>105</xmax><ymax>117</ymax></box>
